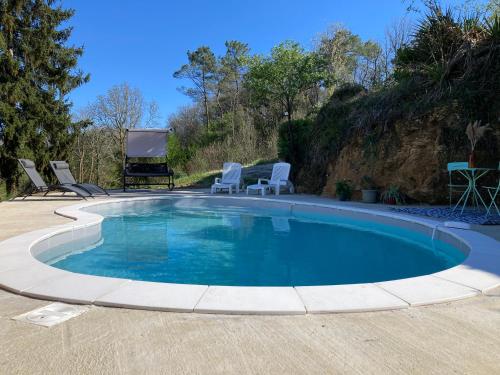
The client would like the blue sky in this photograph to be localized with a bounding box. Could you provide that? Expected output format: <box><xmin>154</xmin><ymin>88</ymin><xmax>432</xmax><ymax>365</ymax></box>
<box><xmin>64</xmin><ymin>0</ymin><xmax>475</xmax><ymax>124</ymax></box>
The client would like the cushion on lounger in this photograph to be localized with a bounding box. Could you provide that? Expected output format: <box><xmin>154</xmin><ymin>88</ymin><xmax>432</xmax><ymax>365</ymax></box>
<box><xmin>125</xmin><ymin>163</ymin><xmax>172</xmax><ymax>175</ymax></box>
<box><xmin>53</xmin><ymin>161</ymin><xmax>70</xmax><ymax>169</ymax></box>
<box><xmin>20</xmin><ymin>159</ymin><xmax>35</xmax><ymax>168</ymax></box>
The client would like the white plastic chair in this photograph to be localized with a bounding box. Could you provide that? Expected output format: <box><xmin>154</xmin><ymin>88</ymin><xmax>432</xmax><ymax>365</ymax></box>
<box><xmin>210</xmin><ymin>162</ymin><xmax>242</xmax><ymax>194</ymax></box>
<box><xmin>247</xmin><ymin>162</ymin><xmax>294</xmax><ymax>196</ymax></box>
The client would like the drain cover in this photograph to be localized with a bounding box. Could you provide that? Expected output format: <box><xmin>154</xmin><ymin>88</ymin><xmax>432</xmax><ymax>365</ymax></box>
<box><xmin>13</xmin><ymin>303</ymin><xmax>89</xmax><ymax>327</ymax></box>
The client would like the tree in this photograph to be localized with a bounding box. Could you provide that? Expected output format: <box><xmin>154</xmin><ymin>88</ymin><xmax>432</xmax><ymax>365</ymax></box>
<box><xmin>174</xmin><ymin>46</ymin><xmax>217</xmax><ymax>129</ymax></box>
<box><xmin>315</xmin><ymin>25</ymin><xmax>387</xmax><ymax>91</ymax></box>
<box><xmin>245</xmin><ymin>41</ymin><xmax>323</xmax><ymax>123</ymax></box>
<box><xmin>71</xmin><ymin>107</ymin><xmax>115</xmax><ymax>186</ymax></box>
<box><xmin>0</xmin><ymin>0</ymin><xmax>89</xmax><ymax>193</ymax></box>
<box><xmin>220</xmin><ymin>41</ymin><xmax>250</xmax><ymax>134</ymax></box>
<box><xmin>221</xmin><ymin>40</ymin><xmax>250</xmax><ymax>107</ymax></box>
<box><xmin>382</xmin><ymin>17</ymin><xmax>413</xmax><ymax>80</ymax></box>
<box><xmin>354</xmin><ymin>41</ymin><xmax>384</xmax><ymax>89</ymax></box>
<box><xmin>89</xmin><ymin>83</ymin><xmax>159</xmax><ymax>170</ymax></box>
<box><xmin>314</xmin><ymin>25</ymin><xmax>362</xmax><ymax>91</ymax></box>
<box><xmin>168</xmin><ymin>104</ymin><xmax>205</xmax><ymax>146</ymax></box>
<box><xmin>486</xmin><ymin>0</ymin><xmax>500</xmax><ymax>19</ymax></box>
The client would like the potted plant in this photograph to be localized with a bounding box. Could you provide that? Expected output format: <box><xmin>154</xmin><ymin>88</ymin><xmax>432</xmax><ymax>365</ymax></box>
<box><xmin>381</xmin><ymin>185</ymin><xmax>405</xmax><ymax>205</ymax></box>
<box><xmin>335</xmin><ymin>180</ymin><xmax>353</xmax><ymax>201</ymax></box>
<box><xmin>360</xmin><ymin>175</ymin><xmax>378</xmax><ymax>203</ymax></box>
<box><xmin>465</xmin><ymin>120</ymin><xmax>490</xmax><ymax>168</ymax></box>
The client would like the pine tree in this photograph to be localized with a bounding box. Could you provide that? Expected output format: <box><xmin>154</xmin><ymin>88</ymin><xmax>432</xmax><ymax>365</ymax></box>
<box><xmin>0</xmin><ymin>0</ymin><xmax>89</xmax><ymax>193</ymax></box>
<box><xmin>174</xmin><ymin>46</ymin><xmax>217</xmax><ymax>130</ymax></box>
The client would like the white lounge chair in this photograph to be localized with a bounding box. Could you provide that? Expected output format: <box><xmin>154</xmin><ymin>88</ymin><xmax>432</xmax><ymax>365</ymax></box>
<box><xmin>210</xmin><ymin>162</ymin><xmax>242</xmax><ymax>194</ymax></box>
<box><xmin>246</xmin><ymin>162</ymin><xmax>294</xmax><ymax>196</ymax></box>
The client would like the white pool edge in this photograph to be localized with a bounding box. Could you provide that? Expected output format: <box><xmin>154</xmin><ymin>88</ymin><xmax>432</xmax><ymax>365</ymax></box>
<box><xmin>0</xmin><ymin>194</ymin><xmax>499</xmax><ymax>315</ymax></box>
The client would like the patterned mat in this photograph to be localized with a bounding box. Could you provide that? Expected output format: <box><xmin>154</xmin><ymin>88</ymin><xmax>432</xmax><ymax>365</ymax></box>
<box><xmin>391</xmin><ymin>207</ymin><xmax>500</xmax><ymax>225</ymax></box>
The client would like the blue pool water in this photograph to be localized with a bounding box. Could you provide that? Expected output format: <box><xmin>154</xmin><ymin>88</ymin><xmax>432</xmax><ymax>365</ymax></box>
<box><xmin>50</xmin><ymin>201</ymin><xmax>466</xmax><ymax>286</ymax></box>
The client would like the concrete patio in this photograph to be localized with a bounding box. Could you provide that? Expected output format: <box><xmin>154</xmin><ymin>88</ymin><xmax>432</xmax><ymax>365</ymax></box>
<box><xmin>1</xmin><ymin>191</ymin><xmax>499</xmax><ymax>374</ymax></box>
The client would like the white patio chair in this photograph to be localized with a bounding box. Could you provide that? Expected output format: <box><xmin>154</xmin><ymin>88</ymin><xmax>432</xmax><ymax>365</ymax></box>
<box><xmin>210</xmin><ymin>162</ymin><xmax>242</xmax><ymax>194</ymax></box>
<box><xmin>247</xmin><ymin>162</ymin><xmax>294</xmax><ymax>196</ymax></box>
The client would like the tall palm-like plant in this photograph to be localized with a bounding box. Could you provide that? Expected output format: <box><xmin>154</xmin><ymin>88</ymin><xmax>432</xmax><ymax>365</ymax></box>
<box><xmin>465</xmin><ymin>120</ymin><xmax>490</xmax><ymax>167</ymax></box>
<box><xmin>394</xmin><ymin>5</ymin><xmax>500</xmax><ymax>113</ymax></box>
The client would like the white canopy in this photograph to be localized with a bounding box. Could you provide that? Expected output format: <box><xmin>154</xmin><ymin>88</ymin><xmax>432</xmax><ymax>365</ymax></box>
<box><xmin>126</xmin><ymin>129</ymin><xmax>169</xmax><ymax>158</ymax></box>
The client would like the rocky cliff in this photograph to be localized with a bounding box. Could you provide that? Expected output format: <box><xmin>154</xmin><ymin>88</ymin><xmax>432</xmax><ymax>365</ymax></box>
<box><xmin>321</xmin><ymin>109</ymin><xmax>500</xmax><ymax>204</ymax></box>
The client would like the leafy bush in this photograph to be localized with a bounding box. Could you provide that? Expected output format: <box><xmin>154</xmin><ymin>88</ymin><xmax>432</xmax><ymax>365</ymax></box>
<box><xmin>278</xmin><ymin>119</ymin><xmax>313</xmax><ymax>179</ymax></box>
<box><xmin>167</xmin><ymin>133</ymin><xmax>193</xmax><ymax>173</ymax></box>
<box><xmin>335</xmin><ymin>180</ymin><xmax>353</xmax><ymax>201</ymax></box>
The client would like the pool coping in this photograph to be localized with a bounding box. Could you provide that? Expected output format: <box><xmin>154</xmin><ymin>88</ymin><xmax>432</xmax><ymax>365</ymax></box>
<box><xmin>0</xmin><ymin>194</ymin><xmax>499</xmax><ymax>315</ymax></box>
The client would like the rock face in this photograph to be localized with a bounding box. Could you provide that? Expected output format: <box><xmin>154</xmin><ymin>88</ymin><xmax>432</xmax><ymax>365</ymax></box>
<box><xmin>322</xmin><ymin>111</ymin><xmax>500</xmax><ymax>204</ymax></box>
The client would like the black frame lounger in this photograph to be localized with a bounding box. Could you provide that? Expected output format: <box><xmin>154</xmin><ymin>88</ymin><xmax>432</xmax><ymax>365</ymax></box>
<box><xmin>49</xmin><ymin>160</ymin><xmax>109</xmax><ymax>196</ymax></box>
<box><xmin>17</xmin><ymin>159</ymin><xmax>91</xmax><ymax>199</ymax></box>
<box><xmin>123</xmin><ymin>129</ymin><xmax>175</xmax><ymax>191</ymax></box>
<box><xmin>123</xmin><ymin>161</ymin><xmax>175</xmax><ymax>191</ymax></box>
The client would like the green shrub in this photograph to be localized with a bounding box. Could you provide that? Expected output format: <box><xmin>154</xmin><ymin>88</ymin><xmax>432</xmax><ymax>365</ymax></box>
<box><xmin>335</xmin><ymin>180</ymin><xmax>353</xmax><ymax>201</ymax></box>
<box><xmin>278</xmin><ymin>119</ymin><xmax>313</xmax><ymax>173</ymax></box>
<box><xmin>167</xmin><ymin>133</ymin><xmax>194</xmax><ymax>173</ymax></box>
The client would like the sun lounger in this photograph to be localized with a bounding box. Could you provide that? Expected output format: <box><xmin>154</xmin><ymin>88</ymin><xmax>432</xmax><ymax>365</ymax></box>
<box><xmin>211</xmin><ymin>162</ymin><xmax>242</xmax><ymax>194</ymax></box>
<box><xmin>50</xmin><ymin>161</ymin><xmax>109</xmax><ymax>196</ymax></box>
<box><xmin>246</xmin><ymin>162</ymin><xmax>294</xmax><ymax>196</ymax></box>
<box><xmin>18</xmin><ymin>159</ymin><xmax>90</xmax><ymax>199</ymax></box>
<box><xmin>123</xmin><ymin>129</ymin><xmax>175</xmax><ymax>191</ymax></box>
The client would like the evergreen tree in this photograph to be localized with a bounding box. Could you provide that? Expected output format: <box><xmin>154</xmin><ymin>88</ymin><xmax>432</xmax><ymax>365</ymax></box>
<box><xmin>0</xmin><ymin>0</ymin><xmax>88</xmax><ymax>193</ymax></box>
<box><xmin>173</xmin><ymin>46</ymin><xmax>217</xmax><ymax>130</ymax></box>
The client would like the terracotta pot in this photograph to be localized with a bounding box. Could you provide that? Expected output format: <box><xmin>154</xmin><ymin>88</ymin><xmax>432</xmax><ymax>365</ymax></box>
<box><xmin>468</xmin><ymin>152</ymin><xmax>476</xmax><ymax>168</ymax></box>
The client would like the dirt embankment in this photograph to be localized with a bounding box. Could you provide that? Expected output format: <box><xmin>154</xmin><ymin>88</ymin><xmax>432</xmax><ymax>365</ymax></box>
<box><xmin>321</xmin><ymin>110</ymin><xmax>500</xmax><ymax>204</ymax></box>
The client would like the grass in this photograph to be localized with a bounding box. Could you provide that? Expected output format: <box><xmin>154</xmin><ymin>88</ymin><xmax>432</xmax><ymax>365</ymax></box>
<box><xmin>252</xmin><ymin>158</ymin><xmax>278</xmax><ymax>166</ymax></box>
<box><xmin>175</xmin><ymin>170</ymin><xmax>220</xmax><ymax>188</ymax></box>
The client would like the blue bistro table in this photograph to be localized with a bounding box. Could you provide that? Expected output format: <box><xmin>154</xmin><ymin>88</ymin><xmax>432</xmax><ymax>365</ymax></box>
<box><xmin>453</xmin><ymin>168</ymin><xmax>493</xmax><ymax>213</ymax></box>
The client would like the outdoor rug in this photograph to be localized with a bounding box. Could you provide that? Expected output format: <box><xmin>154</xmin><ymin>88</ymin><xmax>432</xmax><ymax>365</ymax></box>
<box><xmin>391</xmin><ymin>207</ymin><xmax>500</xmax><ymax>225</ymax></box>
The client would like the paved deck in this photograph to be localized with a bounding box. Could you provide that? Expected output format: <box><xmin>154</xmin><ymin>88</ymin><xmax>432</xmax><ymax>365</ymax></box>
<box><xmin>1</xmin><ymin>191</ymin><xmax>500</xmax><ymax>374</ymax></box>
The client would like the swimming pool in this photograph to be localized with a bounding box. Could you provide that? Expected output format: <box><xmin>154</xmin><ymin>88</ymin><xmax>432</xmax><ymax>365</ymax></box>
<box><xmin>3</xmin><ymin>195</ymin><xmax>498</xmax><ymax>314</ymax></box>
<box><xmin>43</xmin><ymin>198</ymin><xmax>465</xmax><ymax>287</ymax></box>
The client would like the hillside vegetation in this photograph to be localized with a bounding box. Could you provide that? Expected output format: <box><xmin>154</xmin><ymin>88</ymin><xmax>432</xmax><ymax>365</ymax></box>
<box><xmin>1</xmin><ymin>1</ymin><xmax>498</xmax><ymax>203</ymax></box>
<box><xmin>280</xmin><ymin>6</ymin><xmax>500</xmax><ymax>202</ymax></box>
